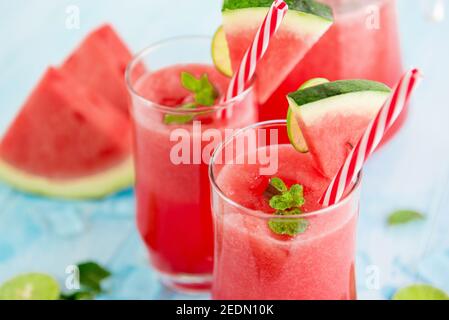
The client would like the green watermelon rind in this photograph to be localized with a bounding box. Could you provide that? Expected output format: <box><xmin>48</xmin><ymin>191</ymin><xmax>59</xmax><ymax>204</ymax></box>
<box><xmin>0</xmin><ymin>156</ymin><xmax>134</xmax><ymax>199</ymax></box>
<box><xmin>222</xmin><ymin>0</ymin><xmax>333</xmax><ymax>22</ymax></box>
<box><xmin>288</xmin><ymin>80</ymin><xmax>391</xmax><ymax>107</ymax></box>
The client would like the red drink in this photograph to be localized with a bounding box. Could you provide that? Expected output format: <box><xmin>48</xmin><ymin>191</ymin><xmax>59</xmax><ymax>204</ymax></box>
<box><xmin>209</xmin><ymin>121</ymin><xmax>360</xmax><ymax>299</ymax></box>
<box><xmin>259</xmin><ymin>0</ymin><xmax>404</xmax><ymax>142</ymax></box>
<box><xmin>126</xmin><ymin>37</ymin><xmax>257</xmax><ymax>291</ymax></box>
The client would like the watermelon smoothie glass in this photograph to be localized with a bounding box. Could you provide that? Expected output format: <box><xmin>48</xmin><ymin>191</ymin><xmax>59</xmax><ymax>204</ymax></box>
<box><xmin>209</xmin><ymin>120</ymin><xmax>360</xmax><ymax>299</ymax></box>
<box><xmin>259</xmin><ymin>0</ymin><xmax>404</xmax><ymax>144</ymax></box>
<box><xmin>126</xmin><ymin>37</ymin><xmax>257</xmax><ymax>292</ymax></box>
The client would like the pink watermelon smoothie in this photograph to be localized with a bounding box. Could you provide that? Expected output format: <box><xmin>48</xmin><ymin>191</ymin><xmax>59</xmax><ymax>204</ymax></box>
<box><xmin>212</xmin><ymin>144</ymin><xmax>359</xmax><ymax>300</ymax></box>
<box><xmin>260</xmin><ymin>0</ymin><xmax>404</xmax><ymax>143</ymax></box>
<box><xmin>131</xmin><ymin>64</ymin><xmax>257</xmax><ymax>287</ymax></box>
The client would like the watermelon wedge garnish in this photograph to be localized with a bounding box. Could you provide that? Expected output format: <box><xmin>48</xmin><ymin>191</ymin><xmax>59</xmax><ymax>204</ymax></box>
<box><xmin>0</xmin><ymin>67</ymin><xmax>133</xmax><ymax>199</ymax></box>
<box><xmin>61</xmin><ymin>24</ymin><xmax>132</xmax><ymax>116</ymax></box>
<box><xmin>287</xmin><ymin>79</ymin><xmax>391</xmax><ymax>178</ymax></box>
<box><xmin>221</xmin><ymin>0</ymin><xmax>333</xmax><ymax>104</ymax></box>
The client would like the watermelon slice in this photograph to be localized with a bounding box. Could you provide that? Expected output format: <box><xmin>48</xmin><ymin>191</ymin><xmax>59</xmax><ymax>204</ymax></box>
<box><xmin>60</xmin><ymin>24</ymin><xmax>132</xmax><ymax>115</ymax></box>
<box><xmin>287</xmin><ymin>79</ymin><xmax>391</xmax><ymax>178</ymax></box>
<box><xmin>0</xmin><ymin>67</ymin><xmax>133</xmax><ymax>199</ymax></box>
<box><xmin>221</xmin><ymin>0</ymin><xmax>333</xmax><ymax>104</ymax></box>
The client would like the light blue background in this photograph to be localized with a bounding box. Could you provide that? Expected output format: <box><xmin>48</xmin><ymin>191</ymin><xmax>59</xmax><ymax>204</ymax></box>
<box><xmin>0</xmin><ymin>0</ymin><xmax>448</xmax><ymax>299</ymax></box>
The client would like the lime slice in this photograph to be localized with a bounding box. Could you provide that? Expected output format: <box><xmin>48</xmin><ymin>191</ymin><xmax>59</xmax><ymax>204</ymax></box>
<box><xmin>299</xmin><ymin>78</ymin><xmax>330</xmax><ymax>89</ymax></box>
<box><xmin>212</xmin><ymin>26</ymin><xmax>233</xmax><ymax>77</ymax></box>
<box><xmin>393</xmin><ymin>284</ymin><xmax>449</xmax><ymax>300</ymax></box>
<box><xmin>0</xmin><ymin>273</ymin><xmax>60</xmax><ymax>300</ymax></box>
<box><xmin>287</xmin><ymin>108</ymin><xmax>308</xmax><ymax>153</ymax></box>
<box><xmin>286</xmin><ymin>78</ymin><xmax>330</xmax><ymax>153</ymax></box>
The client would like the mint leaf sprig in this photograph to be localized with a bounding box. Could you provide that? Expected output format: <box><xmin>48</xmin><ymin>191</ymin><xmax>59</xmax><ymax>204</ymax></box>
<box><xmin>60</xmin><ymin>261</ymin><xmax>111</xmax><ymax>300</ymax></box>
<box><xmin>265</xmin><ymin>177</ymin><xmax>309</xmax><ymax>236</ymax></box>
<box><xmin>387</xmin><ymin>210</ymin><xmax>425</xmax><ymax>226</ymax></box>
<box><xmin>163</xmin><ymin>72</ymin><xmax>218</xmax><ymax>125</ymax></box>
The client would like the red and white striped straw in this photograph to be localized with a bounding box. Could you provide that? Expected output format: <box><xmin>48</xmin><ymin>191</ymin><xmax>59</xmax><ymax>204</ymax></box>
<box><xmin>320</xmin><ymin>69</ymin><xmax>422</xmax><ymax>207</ymax></box>
<box><xmin>220</xmin><ymin>0</ymin><xmax>288</xmax><ymax>118</ymax></box>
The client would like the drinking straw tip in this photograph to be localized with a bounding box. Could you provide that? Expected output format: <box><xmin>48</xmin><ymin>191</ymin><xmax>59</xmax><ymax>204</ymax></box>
<box><xmin>411</xmin><ymin>68</ymin><xmax>422</xmax><ymax>77</ymax></box>
<box><xmin>410</xmin><ymin>68</ymin><xmax>424</xmax><ymax>88</ymax></box>
<box><xmin>275</xmin><ymin>0</ymin><xmax>288</xmax><ymax>10</ymax></box>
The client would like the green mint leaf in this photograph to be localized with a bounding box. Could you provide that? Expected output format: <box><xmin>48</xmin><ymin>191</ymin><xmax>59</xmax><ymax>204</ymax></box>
<box><xmin>264</xmin><ymin>177</ymin><xmax>288</xmax><ymax>199</ymax></box>
<box><xmin>270</xmin><ymin>177</ymin><xmax>288</xmax><ymax>193</ymax></box>
<box><xmin>195</xmin><ymin>74</ymin><xmax>218</xmax><ymax>106</ymax></box>
<box><xmin>268</xmin><ymin>210</ymin><xmax>309</xmax><ymax>236</ymax></box>
<box><xmin>387</xmin><ymin>210</ymin><xmax>425</xmax><ymax>226</ymax></box>
<box><xmin>60</xmin><ymin>261</ymin><xmax>111</xmax><ymax>300</ymax></box>
<box><xmin>393</xmin><ymin>284</ymin><xmax>449</xmax><ymax>300</ymax></box>
<box><xmin>181</xmin><ymin>72</ymin><xmax>218</xmax><ymax>106</ymax></box>
<box><xmin>287</xmin><ymin>208</ymin><xmax>303</xmax><ymax>215</ymax></box>
<box><xmin>266</xmin><ymin>177</ymin><xmax>307</xmax><ymax>236</ymax></box>
<box><xmin>181</xmin><ymin>72</ymin><xmax>201</xmax><ymax>92</ymax></box>
<box><xmin>163</xmin><ymin>103</ymin><xmax>197</xmax><ymax>125</ymax></box>
<box><xmin>268</xmin><ymin>183</ymin><xmax>305</xmax><ymax>211</ymax></box>
<box><xmin>195</xmin><ymin>89</ymin><xmax>215</xmax><ymax>106</ymax></box>
<box><xmin>166</xmin><ymin>72</ymin><xmax>218</xmax><ymax>124</ymax></box>
<box><xmin>77</xmin><ymin>261</ymin><xmax>111</xmax><ymax>293</ymax></box>
<box><xmin>290</xmin><ymin>184</ymin><xmax>305</xmax><ymax>207</ymax></box>
<box><xmin>269</xmin><ymin>192</ymin><xmax>294</xmax><ymax>211</ymax></box>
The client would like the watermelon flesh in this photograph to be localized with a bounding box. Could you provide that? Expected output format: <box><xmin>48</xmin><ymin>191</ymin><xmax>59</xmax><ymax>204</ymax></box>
<box><xmin>222</xmin><ymin>7</ymin><xmax>333</xmax><ymax>104</ymax></box>
<box><xmin>298</xmin><ymin>111</ymin><xmax>375</xmax><ymax>178</ymax></box>
<box><xmin>61</xmin><ymin>24</ymin><xmax>132</xmax><ymax>115</ymax></box>
<box><xmin>0</xmin><ymin>67</ymin><xmax>131</xmax><ymax>180</ymax></box>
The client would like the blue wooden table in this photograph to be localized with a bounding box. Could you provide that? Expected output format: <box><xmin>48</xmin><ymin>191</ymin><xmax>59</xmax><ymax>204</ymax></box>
<box><xmin>0</xmin><ymin>0</ymin><xmax>448</xmax><ymax>300</ymax></box>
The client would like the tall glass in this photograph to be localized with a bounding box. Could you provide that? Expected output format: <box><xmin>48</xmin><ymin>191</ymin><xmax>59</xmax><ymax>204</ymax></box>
<box><xmin>259</xmin><ymin>0</ymin><xmax>403</xmax><ymax>143</ymax></box>
<box><xmin>126</xmin><ymin>37</ymin><xmax>257</xmax><ymax>292</ymax></box>
<box><xmin>209</xmin><ymin>121</ymin><xmax>360</xmax><ymax>299</ymax></box>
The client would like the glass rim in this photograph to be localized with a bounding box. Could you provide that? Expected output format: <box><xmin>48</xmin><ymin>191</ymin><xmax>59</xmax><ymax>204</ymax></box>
<box><xmin>125</xmin><ymin>35</ymin><xmax>254</xmax><ymax>115</ymax></box>
<box><xmin>208</xmin><ymin>119</ymin><xmax>363</xmax><ymax>220</ymax></box>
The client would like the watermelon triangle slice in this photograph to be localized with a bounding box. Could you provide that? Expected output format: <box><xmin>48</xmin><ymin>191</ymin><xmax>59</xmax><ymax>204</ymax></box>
<box><xmin>0</xmin><ymin>67</ymin><xmax>133</xmax><ymax>199</ymax></box>
<box><xmin>61</xmin><ymin>24</ymin><xmax>132</xmax><ymax>116</ymax></box>
<box><xmin>222</xmin><ymin>0</ymin><xmax>333</xmax><ymax>104</ymax></box>
<box><xmin>287</xmin><ymin>79</ymin><xmax>391</xmax><ymax>178</ymax></box>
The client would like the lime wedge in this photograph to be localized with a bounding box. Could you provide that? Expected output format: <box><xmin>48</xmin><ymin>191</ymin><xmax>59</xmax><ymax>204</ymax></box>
<box><xmin>286</xmin><ymin>78</ymin><xmax>330</xmax><ymax>153</ymax></box>
<box><xmin>0</xmin><ymin>273</ymin><xmax>60</xmax><ymax>300</ymax></box>
<box><xmin>212</xmin><ymin>26</ymin><xmax>233</xmax><ymax>77</ymax></box>
<box><xmin>393</xmin><ymin>284</ymin><xmax>449</xmax><ymax>300</ymax></box>
<box><xmin>299</xmin><ymin>78</ymin><xmax>330</xmax><ymax>89</ymax></box>
<box><xmin>287</xmin><ymin>108</ymin><xmax>308</xmax><ymax>153</ymax></box>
